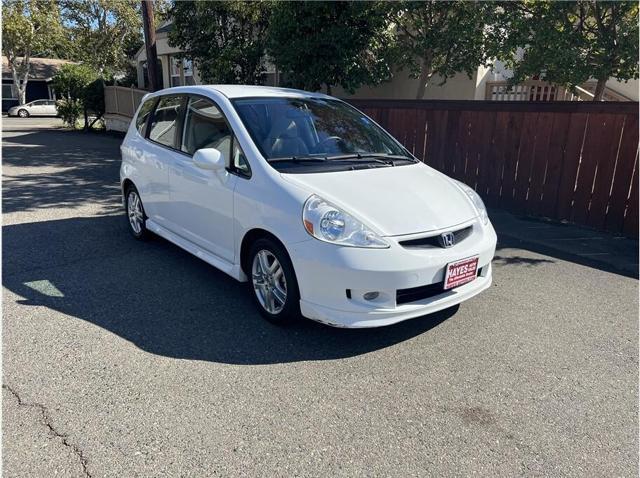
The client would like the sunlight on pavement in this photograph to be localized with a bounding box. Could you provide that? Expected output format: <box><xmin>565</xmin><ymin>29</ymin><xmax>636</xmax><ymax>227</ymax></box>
<box><xmin>23</xmin><ymin>280</ymin><xmax>64</xmax><ymax>298</ymax></box>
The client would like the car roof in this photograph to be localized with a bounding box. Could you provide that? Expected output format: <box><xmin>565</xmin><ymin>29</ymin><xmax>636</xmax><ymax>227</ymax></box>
<box><xmin>156</xmin><ymin>84</ymin><xmax>333</xmax><ymax>100</ymax></box>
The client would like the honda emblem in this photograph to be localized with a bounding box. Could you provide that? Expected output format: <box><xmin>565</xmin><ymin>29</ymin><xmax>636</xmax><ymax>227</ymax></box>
<box><xmin>439</xmin><ymin>232</ymin><xmax>455</xmax><ymax>248</ymax></box>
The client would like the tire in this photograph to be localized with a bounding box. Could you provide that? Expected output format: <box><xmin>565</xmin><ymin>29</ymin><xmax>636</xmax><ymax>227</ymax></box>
<box><xmin>248</xmin><ymin>237</ymin><xmax>301</xmax><ymax>324</ymax></box>
<box><xmin>124</xmin><ymin>185</ymin><xmax>151</xmax><ymax>240</ymax></box>
<box><xmin>17</xmin><ymin>109</ymin><xmax>29</xmax><ymax>118</ymax></box>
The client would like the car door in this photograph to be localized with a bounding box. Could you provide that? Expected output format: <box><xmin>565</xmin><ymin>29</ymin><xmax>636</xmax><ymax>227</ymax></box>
<box><xmin>166</xmin><ymin>95</ymin><xmax>244</xmax><ymax>263</ymax></box>
<box><xmin>45</xmin><ymin>100</ymin><xmax>57</xmax><ymax>116</ymax></box>
<box><xmin>31</xmin><ymin>100</ymin><xmax>47</xmax><ymax>115</ymax></box>
<box><xmin>140</xmin><ymin>94</ymin><xmax>186</xmax><ymax>228</ymax></box>
<box><xmin>26</xmin><ymin>101</ymin><xmax>41</xmax><ymax>115</ymax></box>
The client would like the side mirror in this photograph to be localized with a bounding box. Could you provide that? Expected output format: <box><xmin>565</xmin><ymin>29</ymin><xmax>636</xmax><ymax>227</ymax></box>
<box><xmin>193</xmin><ymin>148</ymin><xmax>225</xmax><ymax>170</ymax></box>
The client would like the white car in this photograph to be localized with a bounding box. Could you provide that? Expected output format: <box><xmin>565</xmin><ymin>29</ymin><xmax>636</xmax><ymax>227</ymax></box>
<box><xmin>120</xmin><ymin>86</ymin><xmax>496</xmax><ymax>328</ymax></box>
<box><xmin>7</xmin><ymin>99</ymin><xmax>58</xmax><ymax>117</ymax></box>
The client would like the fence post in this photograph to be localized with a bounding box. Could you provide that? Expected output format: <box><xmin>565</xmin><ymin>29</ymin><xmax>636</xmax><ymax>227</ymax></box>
<box><xmin>113</xmin><ymin>87</ymin><xmax>118</xmax><ymax>114</ymax></box>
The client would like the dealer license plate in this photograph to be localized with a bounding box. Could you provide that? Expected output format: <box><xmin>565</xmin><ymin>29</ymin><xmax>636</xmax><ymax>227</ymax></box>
<box><xmin>444</xmin><ymin>256</ymin><xmax>479</xmax><ymax>290</ymax></box>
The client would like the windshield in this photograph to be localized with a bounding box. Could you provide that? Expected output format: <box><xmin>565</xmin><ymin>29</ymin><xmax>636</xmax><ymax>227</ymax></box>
<box><xmin>232</xmin><ymin>97</ymin><xmax>411</xmax><ymax>163</ymax></box>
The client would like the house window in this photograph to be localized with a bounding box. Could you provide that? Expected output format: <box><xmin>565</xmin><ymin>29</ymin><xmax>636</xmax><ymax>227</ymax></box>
<box><xmin>169</xmin><ymin>56</ymin><xmax>194</xmax><ymax>86</ymax></box>
<box><xmin>170</xmin><ymin>56</ymin><xmax>181</xmax><ymax>87</ymax></box>
<box><xmin>183</xmin><ymin>59</ymin><xmax>194</xmax><ymax>85</ymax></box>
<box><xmin>2</xmin><ymin>83</ymin><xmax>17</xmax><ymax>99</ymax></box>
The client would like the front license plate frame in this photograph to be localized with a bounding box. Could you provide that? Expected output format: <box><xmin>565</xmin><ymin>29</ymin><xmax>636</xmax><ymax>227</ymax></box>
<box><xmin>444</xmin><ymin>256</ymin><xmax>479</xmax><ymax>290</ymax></box>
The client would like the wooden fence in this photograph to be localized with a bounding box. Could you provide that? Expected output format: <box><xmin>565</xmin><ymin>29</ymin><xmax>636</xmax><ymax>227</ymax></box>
<box><xmin>347</xmin><ymin>99</ymin><xmax>639</xmax><ymax>238</ymax></box>
<box><xmin>484</xmin><ymin>80</ymin><xmax>632</xmax><ymax>102</ymax></box>
<box><xmin>104</xmin><ymin>85</ymin><xmax>148</xmax><ymax>118</ymax></box>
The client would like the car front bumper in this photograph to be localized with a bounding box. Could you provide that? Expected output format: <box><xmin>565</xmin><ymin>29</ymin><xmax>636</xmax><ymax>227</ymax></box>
<box><xmin>288</xmin><ymin>219</ymin><xmax>497</xmax><ymax>328</ymax></box>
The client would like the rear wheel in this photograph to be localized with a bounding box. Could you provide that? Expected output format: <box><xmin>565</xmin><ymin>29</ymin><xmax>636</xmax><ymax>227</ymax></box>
<box><xmin>125</xmin><ymin>185</ymin><xmax>150</xmax><ymax>240</ymax></box>
<box><xmin>248</xmin><ymin>238</ymin><xmax>300</xmax><ymax>324</ymax></box>
<box><xmin>17</xmin><ymin>109</ymin><xmax>29</xmax><ymax>118</ymax></box>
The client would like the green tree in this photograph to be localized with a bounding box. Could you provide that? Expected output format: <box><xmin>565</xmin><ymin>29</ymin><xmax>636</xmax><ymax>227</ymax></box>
<box><xmin>169</xmin><ymin>1</ymin><xmax>272</xmax><ymax>84</ymax></box>
<box><xmin>153</xmin><ymin>0</ymin><xmax>173</xmax><ymax>23</ymax></box>
<box><xmin>491</xmin><ymin>1</ymin><xmax>639</xmax><ymax>101</ymax></box>
<box><xmin>60</xmin><ymin>0</ymin><xmax>142</xmax><ymax>77</ymax></box>
<box><xmin>52</xmin><ymin>63</ymin><xmax>104</xmax><ymax>130</ymax></box>
<box><xmin>267</xmin><ymin>1</ymin><xmax>395</xmax><ymax>94</ymax></box>
<box><xmin>2</xmin><ymin>0</ymin><xmax>64</xmax><ymax>105</ymax></box>
<box><xmin>390</xmin><ymin>1</ymin><xmax>494</xmax><ymax>99</ymax></box>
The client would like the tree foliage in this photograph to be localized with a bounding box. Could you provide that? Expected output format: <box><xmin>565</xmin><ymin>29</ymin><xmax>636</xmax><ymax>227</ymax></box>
<box><xmin>52</xmin><ymin>63</ymin><xmax>104</xmax><ymax>130</ymax></box>
<box><xmin>2</xmin><ymin>0</ymin><xmax>64</xmax><ymax>104</ymax></box>
<box><xmin>267</xmin><ymin>1</ymin><xmax>395</xmax><ymax>94</ymax></box>
<box><xmin>490</xmin><ymin>1</ymin><xmax>639</xmax><ymax>100</ymax></box>
<box><xmin>169</xmin><ymin>0</ymin><xmax>272</xmax><ymax>84</ymax></box>
<box><xmin>60</xmin><ymin>0</ymin><xmax>142</xmax><ymax>77</ymax></box>
<box><xmin>390</xmin><ymin>1</ymin><xmax>494</xmax><ymax>99</ymax></box>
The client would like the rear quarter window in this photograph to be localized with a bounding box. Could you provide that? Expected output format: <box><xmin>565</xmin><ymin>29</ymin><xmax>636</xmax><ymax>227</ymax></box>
<box><xmin>135</xmin><ymin>98</ymin><xmax>156</xmax><ymax>135</ymax></box>
<box><xmin>148</xmin><ymin>95</ymin><xmax>183</xmax><ymax>148</ymax></box>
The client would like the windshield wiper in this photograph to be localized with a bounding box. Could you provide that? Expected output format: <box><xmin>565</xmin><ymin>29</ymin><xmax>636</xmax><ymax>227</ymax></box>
<box><xmin>329</xmin><ymin>154</ymin><xmax>392</xmax><ymax>166</ymax></box>
<box><xmin>268</xmin><ymin>155</ymin><xmax>328</xmax><ymax>163</ymax></box>
<box><xmin>325</xmin><ymin>153</ymin><xmax>416</xmax><ymax>166</ymax></box>
<box><xmin>373</xmin><ymin>153</ymin><xmax>419</xmax><ymax>162</ymax></box>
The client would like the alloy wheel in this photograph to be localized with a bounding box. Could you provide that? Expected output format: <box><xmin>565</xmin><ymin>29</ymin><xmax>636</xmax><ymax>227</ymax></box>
<box><xmin>127</xmin><ymin>190</ymin><xmax>144</xmax><ymax>234</ymax></box>
<box><xmin>252</xmin><ymin>249</ymin><xmax>288</xmax><ymax>314</ymax></box>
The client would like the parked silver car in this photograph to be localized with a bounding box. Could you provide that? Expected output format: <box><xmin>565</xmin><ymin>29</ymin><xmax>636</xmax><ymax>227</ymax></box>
<box><xmin>7</xmin><ymin>99</ymin><xmax>58</xmax><ymax>117</ymax></box>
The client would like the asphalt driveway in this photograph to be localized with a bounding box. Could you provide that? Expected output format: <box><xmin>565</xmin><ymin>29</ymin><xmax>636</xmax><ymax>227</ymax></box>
<box><xmin>3</xmin><ymin>116</ymin><xmax>638</xmax><ymax>477</ymax></box>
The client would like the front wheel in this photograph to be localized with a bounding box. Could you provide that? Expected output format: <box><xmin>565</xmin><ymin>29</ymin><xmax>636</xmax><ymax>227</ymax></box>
<box><xmin>248</xmin><ymin>238</ymin><xmax>301</xmax><ymax>324</ymax></box>
<box><xmin>17</xmin><ymin>109</ymin><xmax>29</xmax><ymax>118</ymax></box>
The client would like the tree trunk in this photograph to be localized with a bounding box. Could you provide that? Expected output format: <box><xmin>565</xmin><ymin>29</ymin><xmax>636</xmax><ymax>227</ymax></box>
<box><xmin>593</xmin><ymin>78</ymin><xmax>607</xmax><ymax>101</ymax></box>
<box><xmin>141</xmin><ymin>0</ymin><xmax>160</xmax><ymax>91</ymax></box>
<box><xmin>17</xmin><ymin>83</ymin><xmax>27</xmax><ymax>105</ymax></box>
<box><xmin>11</xmin><ymin>68</ymin><xmax>28</xmax><ymax>105</ymax></box>
<box><xmin>415</xmin><ymin>55</ymin><xmax>434</xmax><ymax>100</ymax></box>
<box><xmin>325</xmin><ymin>83</ymin><xmax>332</xmax><ymax>95</ymax></box>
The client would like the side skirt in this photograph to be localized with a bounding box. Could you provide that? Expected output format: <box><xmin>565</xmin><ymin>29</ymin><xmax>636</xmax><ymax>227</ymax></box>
<box><xmin>145</xmin><ymin>219</ymin><xmax>247</xmax><ymax>282</ymax></box>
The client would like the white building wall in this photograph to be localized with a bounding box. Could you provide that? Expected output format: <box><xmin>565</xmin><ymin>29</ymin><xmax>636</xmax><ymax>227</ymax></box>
<box><xmin>333</xmin><ymin>69</ymin><xmax>483</xmax><ymax>100</ymax></box>
<box><xmin>605</xmin><ymin>78</ymin><xmax>638</xmax><ymax>101</ymax></box>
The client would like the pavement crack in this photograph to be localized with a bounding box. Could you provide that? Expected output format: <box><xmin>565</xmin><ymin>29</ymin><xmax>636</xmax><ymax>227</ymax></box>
<box><xmin>3</xmin><ymin>383</ymin><xmax>92</xmax><ymax>478</ymax></box>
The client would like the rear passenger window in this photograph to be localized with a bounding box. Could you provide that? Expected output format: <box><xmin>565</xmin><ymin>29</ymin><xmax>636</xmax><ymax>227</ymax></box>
<box><xmin>181</xmin><ymin>97</ymin><xmax>231</xmax><ymax>160</ymax></box>
<box><xmin>148</xmin><ymin>95</ymin><xmax>182</xmax><ymax>148</ymax></box>
<box><xmin>136</xmin><ymin>98</ymin><xmax>156</xmax><ymax>135</ymax></box>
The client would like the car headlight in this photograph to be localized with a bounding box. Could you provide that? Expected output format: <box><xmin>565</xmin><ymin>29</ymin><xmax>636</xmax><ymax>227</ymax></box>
<box><xmin>455</xmin><ymin>181</ymin><xmax>489</xmax><ymax>225</ymax></box>
<box><xmin>302</xmin><ymin>195</ymin><xmax>389</xmax><ymax>248</ymax></box>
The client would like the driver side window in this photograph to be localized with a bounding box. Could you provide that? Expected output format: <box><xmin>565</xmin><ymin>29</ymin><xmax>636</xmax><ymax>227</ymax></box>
<box><xmin>181</xmin><ymin>97</ymin><xmax>231</xmax><ymax>160</ymax></box>
<box><xmin>181</xmin><ymin>96</ymin><xmax>251</xmax><ymax>178</ymax></box>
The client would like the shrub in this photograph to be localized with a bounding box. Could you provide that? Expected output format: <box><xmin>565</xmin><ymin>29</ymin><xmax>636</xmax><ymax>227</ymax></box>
<box><xmin>52</xmin><ymin>64</ymin><xmax>105</xmax><ymax>130</ymax></box>
<box><xmin>55</xmin><ymin>98</ymin><xmax>83</xmax><ymax>128</ymax></box>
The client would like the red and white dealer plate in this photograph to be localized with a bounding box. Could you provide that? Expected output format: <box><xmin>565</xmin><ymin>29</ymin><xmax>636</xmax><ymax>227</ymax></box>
<box><xmin>444</xmin><ymin>255</ymin><xmax>479</xmax><ymax>290</ymax></box>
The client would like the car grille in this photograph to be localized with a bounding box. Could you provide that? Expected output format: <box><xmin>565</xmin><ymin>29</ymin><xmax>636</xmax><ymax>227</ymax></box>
<box><xmin>398</xmin><ymin>226</ymin><xmax>473</xmax><ymax>249</ymax></box>
<box><xmin>396</xmin><ymin>267</ymin><xmax>483</xmax><ymax>305</ymax></box>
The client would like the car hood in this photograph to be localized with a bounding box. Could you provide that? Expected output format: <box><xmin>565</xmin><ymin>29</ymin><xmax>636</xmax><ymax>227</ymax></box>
<box><xmin>281</xmin><ymin>163</ymin><xmax>478</xmax><ymax>236</ymax></box>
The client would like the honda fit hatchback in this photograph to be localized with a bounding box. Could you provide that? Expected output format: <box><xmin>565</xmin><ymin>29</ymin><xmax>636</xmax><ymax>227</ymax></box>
<box><xmin>120</xmin><ymin>85</ymin><xmax>496</xmax><ymax>328</ymax></box>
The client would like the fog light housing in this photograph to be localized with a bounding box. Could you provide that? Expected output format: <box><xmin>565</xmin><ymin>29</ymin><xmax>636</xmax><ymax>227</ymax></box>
<box><xmin>363</xmin><ymin>291</ymin><xmax>379</xmax><ymax>301</ymax></box>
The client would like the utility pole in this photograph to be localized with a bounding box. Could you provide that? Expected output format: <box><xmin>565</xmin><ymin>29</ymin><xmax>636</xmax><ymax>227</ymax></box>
<box><xmin>141</xmin><ymin>0</ymin><xmax>160</xmax><ymax>91</ymax></box>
